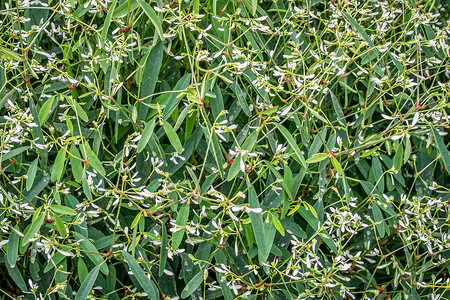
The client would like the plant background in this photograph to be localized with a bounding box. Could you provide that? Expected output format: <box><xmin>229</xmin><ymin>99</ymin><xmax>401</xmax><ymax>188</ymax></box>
<box><xmin>0</xmin><ymin>0</ymin><xmax>450</xmax><ymax>299</ymax></box>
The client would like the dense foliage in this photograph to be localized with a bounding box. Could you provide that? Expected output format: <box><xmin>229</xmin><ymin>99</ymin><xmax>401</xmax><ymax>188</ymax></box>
<box><xmin>0</xmin><ymin>0</ymin><xmax>450</xmax><ymax>299</ymax></box>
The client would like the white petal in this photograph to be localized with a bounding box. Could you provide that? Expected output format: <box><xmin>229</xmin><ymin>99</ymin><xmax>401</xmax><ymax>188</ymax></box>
<box><xmin>412</xmin><ymin>112</ymin><xmax>419</xmax><ymax>127</ymax></box>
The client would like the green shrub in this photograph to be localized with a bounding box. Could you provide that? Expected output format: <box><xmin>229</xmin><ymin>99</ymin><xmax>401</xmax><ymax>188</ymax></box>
<box><xmin>0</xmin><ymin>0</ymin><xmax>449</xmax><ymax>299</ymax></box>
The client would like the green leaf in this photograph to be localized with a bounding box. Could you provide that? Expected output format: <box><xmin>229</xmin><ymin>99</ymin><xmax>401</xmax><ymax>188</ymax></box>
<box><xmin>360</xmin><ymin>147</ymin><xmax>378</xmax><ymax>158</ymax></box>
<box><xmin>265</xmin><ymin>161</ymin><xmax>293</xmax><ymax>202</ymax></box>
<box><xmin>181</xmin><ymin>269</ymin><xmax>204</xmax><ymax>299</ymax></box>
<box><xmin>273</xmin><ymin>123</ymin><xmax>308</xmax><ymax>169</ymax></box>
<box><xmin>26</xmin><ymin>158</ymin><xmax>38</xmax><ymax>191</ymax></box>
<box><xmin>282</xmin><ymin>164</ymin><xmax>293</xmax><ymax>218</ymax></box>
<box><xmin>342</xmin><ymin>12</ymin><xmax>377</xmax><ymax>49</ymax></box>
<box><xmin>305</xmin><ymin>105</ymin><xmax>330</xmax><ymax>124</ymax></box>
<box><xmin>432</xmin><ymin>128</ymin><xmax>450</xmax><ymax>176</ymax></box>
<box><xmin>272</xmin><ymin>215</ymin><xmax>285</xmax><ymax>236</ymax></box>
<box><xmin>303</xmin><ymin>202</ymin><xmax>318</xmax><ymax>219</ymax></box>
<box><xmin>137</xmin><ymin>118</ymin><xmax>156</xmax><ymax>153</ymax></box>
<box><xmin>404</xmin><ymin>137</ymin><xmax>411</xmax><ymax>164</ymax></box>
<box><xmin>74</xmin><ymin>265</ymin><xmax>100</xmax><ymax>300</ymax></box>
<box><xmin>73</xmin><ymin>232</ymin><xmax>109</xmax><ymax>275</ymax></box>
<box><xmin>251</xmin><ymin>0</ymin><xmax>257</xmax><ymax>15</ymax></box>
<box><xmin>234</xmin><ymin>82</ymin><xmax>251</xmax><ymax>117</ymax></box>
<box><xmin>5</xmin><ymin>256</ymin><xmax>27</xmax><ymax>292</ymax></box>
<box><xmin>306</xmin><ymin>153</ymin><xmax>329</xmax><ymax>164</ymax></box>
<box><xmin>393</xmin><ymin>143</ymin><xmax>403</xmax><ymax>171</ymax></box>
<box><xmin>330</xmin><ymin>90</ymin><xmax>345</xmax><ymax>123</ymax></box>
<box><xmin>81</xmin><ymin>143</ymin><xmax>106</xmax><ymax>175</ymax></box>
<box><xmin>159</xmin><ymin>225</ymin><xmax>168</xmax><ymax>276</ymax></box>
<box><xmin>100</xmin><ymin>0</ymin><xmax>117</xmax><ymax>48</ymax></box>
<box><xmin>51</xmin><ymin>147</ymin><xmax>66</xmax><ymax>182</ymax></box>
<box><xmin>137</xmin><ymin>0</ymin><xmax>163</xmax><ymax>40</ymax></box>
<box><xmin>1</xmin><ymin>146</ymin><xmax>28</xmax><ymax>163</ymax></box>
<box><xmin>82</xmin><ymin>173</ymin><xmax>93</xmax><ymax>201</ymax></box>
<box><xmin>77</xmin><ymin>258</ymin><xmax>89</xmax><ymax>283</ymax></box>
<box><xmin>227</xmin><ymin>154</ymin><xmax>242</xmax><ymax>181</ymax></box>
<box><xmin>172</xmin><ymin>203</ymin><xmax>189</xmax><ymax>250</ymax></box>
<box><xmin>163</xmin><ymin>74</ymin><xmax>191</xmax><ymax>120</ymax></box>
<box><xmin>7</xmin><ymin>227</ymin><xmax>20</xmax><ymax>268</ymax></box>
<box><xmin>392</xmin><ymin>293</ymin><xmax>402</xmax><ymax>300</ymax></box>
<box><xmin>130</xmin><ymin>212</ymin><xmax>142</xmax><ymax>230</ymax></box>
<box><xmin>121</xmin><ymin>251</ymin><xmax>159</xmax><ymax>299</ymax></box>
<box><xmin>227</xmin><ymin>130</ymin><xmax>259</xmax><ymax>181</ymax></box>
<box><xmin>244</xmin><ymin>224</ymin><xmax>253</xmax><ymax>249</ymax></box>
<box><xmin>281</xmin><ymin>218</ymin><xmax>307</xmax><ymax>239</ymax></box>
<box><xmin>28</xmin><ymin>97</ymin><xmax>48</xmax><ymax>163</ymax></box>
<box><xmin>330</xmin><ymin>156</ymin><xmax>343</xmax><ymax>175</ymax></box>
<box><xmin>75</xmin><ymin>102</ymin><xmax>89</xmax><ymax>122</ymax></box>
<box><xmin>297</xmin><ymin>206</ymin><xmax>337</xmax><ymax>252</ymax></box>
<box><xmin>38</xmin><ymin>96</ymin><xmax>55</xmax><ymax>125</ymax></box>
<box><xmin>70</xmin><ymin>145</ymin><xmax>83</xmax><ymax>182</ymax></box>
<box><xmin>50</xmin><ymin>205</ymin><xmax>77</xmax><ymax>216</ymax></box>
<box><xmin>371</xmin><ymin>203</ymin><xmax>385</xmax><ymax>238</ymax></box>
<box><xmin>201</xmin><ymin>125</ymin><xmax>225</xmax><ymax>178</ymax></box>
<box><xmin>0</xmin><ymin>46</ymin><xmax>21</xmax><ymax>62</ymax></box>
<box><xmin>0</xmin><ymin>65</ymin><xmax>5</xmax><ymax>99</ymax></box>
<box><xmin>22</xmin><ymin>213</ymin><xmax>45</xmax><ymax>247</ymax></box>
<box><xmin>112</xmin><ymin>0</ymin><xmax>139</xmax><ymax>18</ymax></box>
<box><xmin>162</xmin><ymin>119</ymin><xmax>183</xmax><ymax>153</ymax></box>
<box><xmin>298</xmin><ymin>206</ymin><xmax>320</xmax><ymax>229</ymax></box>
<box><xmin>248</xmin><ymin>183</ymin><xmax>268</xmax><ymax>263</ymax></box>
<box><xmin>138</xmin><ymin>41</ymin><xmax>163</xmax><ymax>120</ymax></box>
<box><xmin>241</xmin><ymin>130</ymin><xmax>259</xmax><ymax>151</ymax></box>
<box><xmin>54</xmin><ymin>215</ymin><xmax>68</xmax><ymax>238</ymax></box>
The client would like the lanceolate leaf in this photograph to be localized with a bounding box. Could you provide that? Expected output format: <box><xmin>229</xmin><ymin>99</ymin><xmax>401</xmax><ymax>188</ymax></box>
<box><xmin>227</xmin><ymin>130</ymin><xmax>259</xmax><ymax>181</ymax></box>
<box><xmin>342</xmin><ymin>12</ymin><xmax>377</xmax><ymax>49</ymax></box>
<box><xmin>22</xmin><ymin>214</ymin><xmax>45</xmax><ymax>247</ymax></box>
<box><xmin>137</xmin><ymin>0</ymin><xmax>163</xmax><ymax>40</ymax></box>
<box><xmin>74</xmin><ymin>265</ymin><xmax>100</xmax><ymax>300</ymax></box>
<box><xmin>137</xmin><ymin>118</ymin><xmax>156</xmax><ymax>153</ymax></box>
<box><xmin>1</xmin><ymin>146</ymin><xmax>28</xmax><ymax>163</ymax></box>
<box><xmin>100</xmin><ymin>0</ymin><xmax>118</xmax><ymax>48</ymax></box>
<box><xmin>432</xmin><ymin>128</ymin><xmax>450</xmax><ymax>176</ymax></box>
<box><xmin>163</xmin><ymin>74</ymin><xmax>191</xmax><ymax>120</ymax></box>
<box><xmin>274</xmin><ymin>123</ymin><xmax>307</xmax><ymax>169</ymax></box>
<box><xmin>70</xmin><ymin>145</ymin><xmax>83</xmax><ymax>182</ymax></box>
<box><xmin>162</xmin><ymin>119</ymin><xmax>183</xmax><ymax>153</ymax></box>
<box><xmin>272</xmin><ymin>214</ymin><xmax>285</xmax><ymax>236</ymax></box>
<box><xmin>330</xmin><ymin>156</ymin><xmax>343</xmax><ymax>175</ymax></box>
<box><xmin>81</xmin><ymin>143</ymin><xmax>105</xmax><ymax>175</ymax></box>
<box><xmin>251</xmin><ymin>0</ymin><xmax>257</xmax><ymax>15</ymax></box>
<box><xmin>121</xmin><ymin>251</ymin><xmax>159</xmax><ymax>299</ymax></box>
<box><xmin>330</xmin><ymin>90</ymin><xmax>345</xmax><ymax>123</ymax></box>
<box><xmin>248</xmin><ymin>183</ymin><xmax>267</xmax><ymax>263</ymax></box>
<box><xmin>181</xmin><ymin>268</ymin><xmax>204</xmax><ymax>299</ymax></box>
<box><xmin>306</xmin><ymin>153</ymin><xmax>328</xmax><ymax>164</ymax></box>
<box><xmin>234</xmin><ymin>82</ymin><xmax>251</xmax><ymax>117</ymax></box>
<box><xmin>73</xmin><ymin>232</ymin><xmax>109</xmax><ymax>275</ymax></box>
<box><xmin>26</xmin><ymin>158</ymin><xmax>38</xmax><ymax>191</ymax></box>
<box><xmin>50</xmin><ymin>205</ymin><xmax>77</xmax><ymax>216</ymax></box>
<box><xmin>241</xmin><ymin>130</ymin><xmax>258</xmax><ymax>151</ymax></box>
<box><xmin>172</xmin><ymin>203</ymin><xmax>189</xmax><ymax>250</ymax></box>
<box><xmin>5</xmin><ymin>255</ymin><xmax>27</xmax><ymax>292</ymax></box>
<box><xmin>112</xmin><ymin>0</ymin><xmax>140</xmax><ymax>18</ymax></box>
<box><xmin>54</xmin><ymin>215</ymin><xmax>68</xmax><ymax>238</ymax></box>
<box><xmin>38</xmin><ymin>96</ymin><xmax>55</xmax><ymax>125</ymax></box>
<box><xmin>51</xmin><ymin>147</ymin><xmax>66</xmax><ymax>182</ymax></box>
<box><xmin>138</xmin><ymin>41</ymin><xmax>163</xmax><ymax>120</ymax></box>
<box><xmin>7</xmin><ymin>227</ymin><xmax>20</xmax><ymax>268</ymax></box>
<box><xmin>74</xmin><ymin>102</ymin><xmax>89</xmax><ymax>122</ymax></box>
<box><xmin>159</xmin><ymin>225</ymin><xmax>168</xmax><ymax>276</ymax></box>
